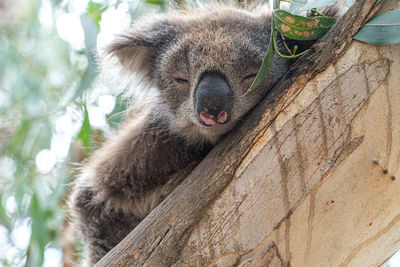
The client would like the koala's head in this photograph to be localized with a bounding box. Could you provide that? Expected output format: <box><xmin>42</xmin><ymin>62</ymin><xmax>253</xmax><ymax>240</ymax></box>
<box><xmin>106</xmin><ymin>6</ymin><xmax>291</xmax><ymax>144</ymax></box>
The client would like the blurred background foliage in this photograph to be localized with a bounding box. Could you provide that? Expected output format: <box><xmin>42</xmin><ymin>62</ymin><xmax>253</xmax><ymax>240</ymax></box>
<box><xmin>0</xmin><ymin>0</ymin><xmax>189</xmax><ymax>266</ymax></box>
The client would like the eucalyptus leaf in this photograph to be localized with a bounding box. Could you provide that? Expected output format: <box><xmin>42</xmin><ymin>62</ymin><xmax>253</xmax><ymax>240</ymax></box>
<box><xmin>71</xmin><ymin>14</ymin><xmax>99</xmax><ymax>101</ymax></box>
<box><xmin>29</xmin><ymin>193</ymin><xmax>46</xmax><ymax>267</ymax></box>
<box><xmin>9</xmin><ymin>120</ymin><xmax>31</xmax><ymax>156</ymax></box>
<box><xmin>73</xmin><ymin>61</ymin><xmax>98</xmax><ymax>101</ymax></box>
<box><xmin>77</xmin><ymin>105</ymin><xmax>92</xmax><ymax>154</ymax></box>
<box><xmin>353</xmin><ymin>9</ymin><xmax>400</xmax><ymax>45</ymax></box>
<box><xmin>87</xmin><ymin>1</ymin><xmax>108</xmax><ymax>30</ymax></box>
<box><xmin>108</xmin><ymin>96</ymin><xmax>128</xmax><ymax>129</ymax></box>
<box><xmin>15</xmin><ymin>183</ymin><xmax>26</xmax><ymax>215</ymax></box>
<box><xmin>246</xmin><ymin>20</ymin><xmax>275</xmax><ymax>94</ymax></box>
<box><xmin>81</xmin><ymin>14</ymin><xmax>98</xmax><ymax>50</ymax></box>
<box><xmin>289</xmin><ymin>0</ymin><xmax>337</xmax><ymax>14</ymax></box>
<box><xmin>274</xmin><ymin>9</ymin><xmax>337</xmax><ymax>40</ymax></box>
<box><xmin>145</xmin><ymin>0</ymin><xmax>166</xmax><ymax>8</ymax></box>
<box><xmin>0</xmin><ymin>197</ymin><xmax>11</xmax><ymax>229</ymax></box>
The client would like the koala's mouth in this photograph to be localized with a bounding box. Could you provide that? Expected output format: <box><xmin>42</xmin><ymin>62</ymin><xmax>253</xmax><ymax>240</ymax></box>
<box><xmin>196</xmin><ymin>119</ymin><xmax>234</xmax><ymax>137</ymax></box>
<box><xmin>199</xmin><ymin>110</ymin><xmax>229</xmax><ymax>126</ymax></box>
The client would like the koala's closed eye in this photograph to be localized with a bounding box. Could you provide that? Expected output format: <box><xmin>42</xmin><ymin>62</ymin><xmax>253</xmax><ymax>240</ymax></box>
<box><xmin>174</xmin><ymin>77</ymin><xmax>190</xmax><ymax>85</ymax></box>
<box><xmin>173</xmin><ymin>76</ymin><xmax>190</xmax><ymax>88</ymax></box>
<box><xmin>241</xmin><ymin>72</ymin><xmax>258</xmax><ymax>85</ymax></box>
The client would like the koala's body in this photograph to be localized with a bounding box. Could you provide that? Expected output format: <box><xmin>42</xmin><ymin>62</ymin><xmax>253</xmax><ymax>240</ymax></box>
<box><xmin>70</xmin><ymin>5</ymin><xmax>317</xmax><ymax>265</ymax></box>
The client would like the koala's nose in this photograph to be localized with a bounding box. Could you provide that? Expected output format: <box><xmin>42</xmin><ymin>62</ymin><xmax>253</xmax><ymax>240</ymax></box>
<box><xmin>195</xmin><ymin>72</ymin><xmax>233</xmax><ymax>126</ymax></box>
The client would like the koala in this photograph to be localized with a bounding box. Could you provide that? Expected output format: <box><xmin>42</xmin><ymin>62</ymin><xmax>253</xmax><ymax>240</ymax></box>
<box><xmin>70</xmin><ymin>4</ymin><xmax>324</xmax><ymax>265</ymax></box>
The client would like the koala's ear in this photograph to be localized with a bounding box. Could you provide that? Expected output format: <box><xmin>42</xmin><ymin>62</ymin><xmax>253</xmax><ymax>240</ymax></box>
<box><xmin>105</xmin><ymin>17</ymin><xmax>178</xmax><ymax>79</ymax></box>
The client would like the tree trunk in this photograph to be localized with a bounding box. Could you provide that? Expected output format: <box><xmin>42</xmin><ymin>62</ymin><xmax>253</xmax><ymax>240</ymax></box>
<box><xmin>97</xmin><ymin>0</ymin><xmax>400</xmax><ymax>266</ymax></box>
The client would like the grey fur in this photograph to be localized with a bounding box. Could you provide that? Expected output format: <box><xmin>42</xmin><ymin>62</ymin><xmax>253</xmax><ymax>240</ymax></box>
<box><xmin>70</xmin><ymin>5</ymin><xmax>319</xmax><ymax>265</ymax></box>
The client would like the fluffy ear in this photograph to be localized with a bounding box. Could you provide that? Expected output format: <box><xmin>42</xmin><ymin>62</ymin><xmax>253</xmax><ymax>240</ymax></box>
<box><xmin>105</xmin><ymin>16</ymin><xmax>179</xmax><ymax>79</ymax></box>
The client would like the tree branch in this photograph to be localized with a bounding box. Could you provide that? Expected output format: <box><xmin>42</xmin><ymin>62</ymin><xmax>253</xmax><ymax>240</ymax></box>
<box><xmin>96</xmin><ymin>1</ymin><xmax>383</xmax><ymax>266</ymax></box>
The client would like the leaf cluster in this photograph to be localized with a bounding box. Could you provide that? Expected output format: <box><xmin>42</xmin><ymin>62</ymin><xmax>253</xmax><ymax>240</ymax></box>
<box><xmin>247</xmin><ymin>0</ymin><xmax>400</xmax><ymax>93</ymax></box>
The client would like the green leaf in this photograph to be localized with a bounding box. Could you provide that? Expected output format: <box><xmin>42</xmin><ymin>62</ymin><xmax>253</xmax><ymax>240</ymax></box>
<box><xmin>145</xmin><ymin>0</ymin><xmax>166</xmax><ymax>7</ymax></box>
<box><xmin>353</xmin><ymin>10</ymin><xmax>400</xmax><ymax>45</ymax></box>
<box><xmin>274</xmin><ymin>9</ymin><xmax>337</xmax><ymax>40</ymax></box>
<box><xmin>9</xmin><ymin>120</ymin><xmax>31</xmax><ymax>156</ymax></box>
<box><xmin>87</xmin><ymin>1</ymin><xmax>108</xmax><ymax>30</ymax></box>
<box><xmin>246</xmin><ymin>21</ymin><xmax>276</xmax><ymax>94</ymax></box>
<box><xmin>27</xmin><ymin>241</ymin><xmax>43</xmax><ymax>267</ymax></box>
<box><xmin>0</xmin><ymin>196</ymin><xmax>11</xmax><ymax>229</ymax></box>
<box><xmin>289</xmin><ymin>0</ymin><xmax>337</xmax><ymax>14</ymax></box>
<box><xmin>29</xmin><ymin>193</ymin><xmax>46</xmax><ymax>267</ymax></box>
<box><xmin>107</xmin><ymin>96</ymin><xmax>128</xmax><ymax>129</ymax></box>
<box><xmin>77</xmin><ymin>105</ymin><xmax>92</xmax><ymax>153</ymax></box>
<box><xmin>15</xmin><ymin>182</ymin><xmax>26</xmax><ymax>215</ymax></box>
<box><xmin>72</xmin><ymin>59</ymin><xmax>97</xmax><ymax>101</ymax></box>
<box><xmin>71</xmin><ymin>14</ymin><xmax>99</xmax><ymax>101</ymax></box>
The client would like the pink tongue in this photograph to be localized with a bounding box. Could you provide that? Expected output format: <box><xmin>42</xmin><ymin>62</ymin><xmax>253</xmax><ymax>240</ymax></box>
<box><xmin>199</xmin><ymin>112</ymin><xmax>217</xmax><ymax>126</ymax></box>
<box><xmin>199</xmin><ymin>111</ymin><xmax>228</xmax><ymax>126</ymax></box>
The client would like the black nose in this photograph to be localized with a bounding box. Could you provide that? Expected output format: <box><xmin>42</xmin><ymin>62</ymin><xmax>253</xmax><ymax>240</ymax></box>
<box><xmin>195</xmin><ymin>72</ymin><xmax>233</xmax><ymax>126</ymax></box>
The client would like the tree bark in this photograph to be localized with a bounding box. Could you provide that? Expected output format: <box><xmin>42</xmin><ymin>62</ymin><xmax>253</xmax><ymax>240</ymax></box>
<box><xmin>97</xmin><ymin>0</ymin><xmax>400</xmax><ymax>266</ymax></box>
